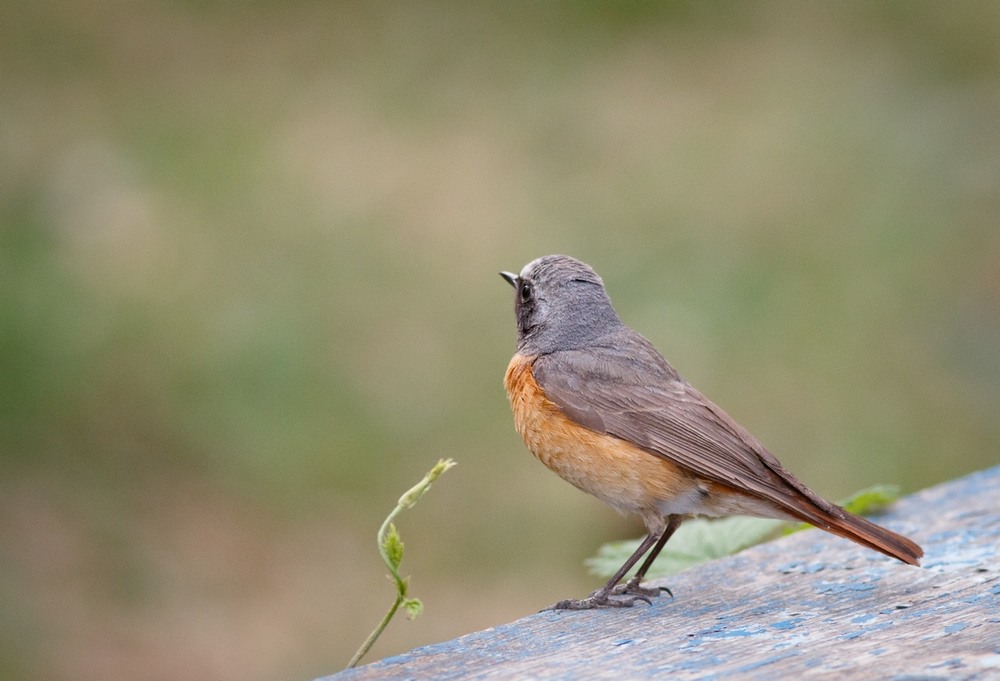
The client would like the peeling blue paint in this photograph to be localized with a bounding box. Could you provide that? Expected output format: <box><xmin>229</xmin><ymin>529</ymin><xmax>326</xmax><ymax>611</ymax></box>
<box><xmin>777</xmin><ymin>561</ymin><xmax>827</xmax><ymax>574</ymax></box>
<box><xmin>816</xmin><ymin>581</ymin><xmax>876</xmax><ymax>595</ymax></box>
<box><xmin>840</xmin><ymin>620</ymin><xmax>895</xmax><ymax>641</ymax></box>
<box><xmin>687</xmin><ymin>625</ymin><xmax>767</xmax><ymax>644</ymax></box>
<box><xmin>771</xmin><ymin>618</ymin><xmax>804</xmax><ymax>630</ymax></box>
<box><xmin>927</xmin><ymin>657</ymin><xmax>965</xmax><ymax>669</ymax></box>
<box><xmin>945</xmin><ymin>622</ymin><xmax>969</xmax><ymax>635</ymax></box>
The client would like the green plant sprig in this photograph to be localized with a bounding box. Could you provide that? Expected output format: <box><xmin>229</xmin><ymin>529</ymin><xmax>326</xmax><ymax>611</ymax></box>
<box><xmin>346</xmin><ymin>458</ymin><xmax>457</xmax><ymax>669</ymax></box>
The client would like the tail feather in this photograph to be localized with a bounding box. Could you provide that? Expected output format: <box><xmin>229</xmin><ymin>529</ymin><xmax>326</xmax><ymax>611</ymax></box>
<box><xmin>797</xmin><ymin>505</ymin><xmax>923</xmax><ymax>566</ymax></box>
<box><xmin>759</xmin><ymin>460</ymin><xmax>923</xmax><ymax>565</ymax></box>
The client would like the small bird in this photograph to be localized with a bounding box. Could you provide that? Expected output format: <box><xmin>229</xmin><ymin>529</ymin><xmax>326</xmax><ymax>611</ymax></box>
<box><xmin>501</xmin><ymin>255</ymin><xmax>922</xmax><ymax>610</ymax></box>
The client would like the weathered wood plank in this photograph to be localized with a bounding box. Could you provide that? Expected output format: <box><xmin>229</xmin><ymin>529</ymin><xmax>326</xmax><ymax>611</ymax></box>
<box><xmin>323</xmin><ymin>466</ymin><xmax>1000</xmax><ymax>680</ymax></box>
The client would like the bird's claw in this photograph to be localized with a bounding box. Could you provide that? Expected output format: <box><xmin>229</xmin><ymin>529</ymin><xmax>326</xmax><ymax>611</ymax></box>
<box><xmin>544</xmin><ymin>593</ymin><xmax>652</xmax><ymax>611</ymax></box>
<box><xmin>609</xmin><ymin>578</ymin><xmax>673</xmax><ymax>600</ymax></box>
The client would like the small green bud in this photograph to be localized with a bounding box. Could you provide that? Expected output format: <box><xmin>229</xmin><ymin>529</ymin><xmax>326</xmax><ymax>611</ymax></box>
<box><xmin>398</xmin><ymin>458</ymin><xmax>457</xmax><ymax>508</ymax></box>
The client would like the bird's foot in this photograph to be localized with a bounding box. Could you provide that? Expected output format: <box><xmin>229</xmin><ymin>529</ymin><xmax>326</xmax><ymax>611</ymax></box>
<box><xmin>544</xmin><ymin>591</ymin><xmax>652</xmax><ymax>611</ymax></box>
<box><xmin>608</xmin><ymin>576</ymin><xmax>673</xmax><ymax>600</ymax></box>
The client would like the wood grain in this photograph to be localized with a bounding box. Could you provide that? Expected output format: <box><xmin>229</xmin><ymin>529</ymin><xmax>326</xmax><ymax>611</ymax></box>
<box><xmin>323</xmin><ymin>465</ymin><xmax>1000</xmax><ymax>680</ymax></box>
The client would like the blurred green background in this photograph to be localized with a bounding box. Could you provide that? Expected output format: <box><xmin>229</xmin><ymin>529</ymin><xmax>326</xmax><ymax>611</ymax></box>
<box><xmin>2</xmin><ymin>2</ymin><xmax>999</xmax><ymax>679</ymax></box>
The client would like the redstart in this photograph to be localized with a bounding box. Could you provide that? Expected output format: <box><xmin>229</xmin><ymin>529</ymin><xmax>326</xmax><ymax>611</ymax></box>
<box><xmin>500</xmin><ymin>255</ymin><xmax>922</xmax><ymax>610</ymax></box>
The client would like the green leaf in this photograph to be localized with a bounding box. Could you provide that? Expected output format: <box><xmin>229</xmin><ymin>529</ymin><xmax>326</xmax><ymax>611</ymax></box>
<box><xmin>586</xmin><ymin>515</ymin><xmax>786</xmax><ymax>579</ymax></box>
<box><xmin>840</xmin><ymin>484</ymin><xmax>900</xmax><ymax>515</ymax></box>
<box><xmin>402</xmin><ymin>597</ymin><xmax>424</xmax><ymax>619</ymax></box>
<box><xmin>586</xmin><ymin>484</ymin><xmax>904</xmax><ymax>579</ymax></box>
<box><xmin>383</xmin><ymin>523</ymin><xmax>404</xmax><ymax>568</ymax></box>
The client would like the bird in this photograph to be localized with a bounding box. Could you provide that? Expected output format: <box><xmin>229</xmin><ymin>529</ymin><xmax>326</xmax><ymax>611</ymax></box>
<box><xmin>500</xmin><ymin>254</ymin><xmax>922</xmax><ymax>610</ymax></box>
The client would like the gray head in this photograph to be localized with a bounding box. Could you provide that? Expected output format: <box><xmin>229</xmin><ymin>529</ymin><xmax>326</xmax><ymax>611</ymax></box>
<box><xmin>500</xmin><ymin>255</ymin><xmax>626</xmax><ymax>354</ymax></box>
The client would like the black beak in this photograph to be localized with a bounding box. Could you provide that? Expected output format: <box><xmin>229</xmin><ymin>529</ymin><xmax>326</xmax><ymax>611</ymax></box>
<box><xmin>499</xmin><ymin>271</ymin><xmax>518</xmax><ymax>288</ymax></box>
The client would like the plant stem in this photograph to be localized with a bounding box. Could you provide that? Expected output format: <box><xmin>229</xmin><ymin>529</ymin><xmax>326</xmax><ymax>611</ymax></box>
<box><xmin>345</xmin><ymin>458</ymin><xmax>456</xmax><ymax>669</ymax></box>
<box><xmin>346</xmin><ymin>594</ymin><xmax>403</xmax><ymax>669</ymax></box>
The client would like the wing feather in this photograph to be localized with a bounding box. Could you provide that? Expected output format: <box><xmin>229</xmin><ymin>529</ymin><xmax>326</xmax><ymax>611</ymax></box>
<box><xmin>532</xmin><ymin>345</ymin><xmax>842</xmax><ymax>521</ymax></box>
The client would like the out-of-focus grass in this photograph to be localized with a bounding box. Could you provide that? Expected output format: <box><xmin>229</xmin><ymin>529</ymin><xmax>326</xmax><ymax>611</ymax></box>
<box><xmin>2</xmin><ymin>2</ymin><xmax>999</xmax><ymax>680</ymax></box>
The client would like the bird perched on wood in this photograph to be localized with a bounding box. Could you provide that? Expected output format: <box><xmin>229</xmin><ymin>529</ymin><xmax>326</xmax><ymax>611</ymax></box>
<box><xmin>501</xmin><ymin>254</ymin><xmax>922</xmax><ymax>610</ymax></box>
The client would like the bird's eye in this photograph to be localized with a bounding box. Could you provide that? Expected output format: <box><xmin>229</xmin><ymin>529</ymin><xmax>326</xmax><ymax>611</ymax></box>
<box><xmin>519</xmin><ymin>283</ymin><xmax>532</xmax><ymax>302</ymax></box>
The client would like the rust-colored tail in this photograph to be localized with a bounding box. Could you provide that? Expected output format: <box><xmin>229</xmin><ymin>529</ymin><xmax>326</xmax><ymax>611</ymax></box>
<box><xmin>758</xmin><ymin>459</ymin><xmax>923</xmax><ymax>565</ymax></box>
<box><xmin>795</xmin><ymin>505</ymin><xmax>923</xmax><ymax>566</ymax></box>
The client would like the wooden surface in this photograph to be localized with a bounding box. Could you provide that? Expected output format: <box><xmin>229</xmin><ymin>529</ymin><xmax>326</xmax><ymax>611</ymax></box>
<box><xmin>323</xmin><ymin>465</ymin><xmax>1000</xmax><ymax>680</ymax></box>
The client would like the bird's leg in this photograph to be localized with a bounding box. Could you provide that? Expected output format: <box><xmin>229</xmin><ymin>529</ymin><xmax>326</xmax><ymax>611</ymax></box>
<box><xmin>610</xmin><ymin>514</ymin><xmax>682</xmax><ymax>598</ymax></box>
<box><xmin>546</xmin><ymin>515</ymin><xmax>681</xmax><ymax>610</ymax></box>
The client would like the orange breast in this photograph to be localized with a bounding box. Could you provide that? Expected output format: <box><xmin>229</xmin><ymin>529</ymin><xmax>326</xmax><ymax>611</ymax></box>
<box><xmin>504</xmin><ymin>353</ymin><xmax>697</xmax><ymax>529</ymax></box>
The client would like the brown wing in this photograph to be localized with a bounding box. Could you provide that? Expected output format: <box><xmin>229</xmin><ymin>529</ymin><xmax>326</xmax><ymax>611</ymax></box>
<box><xmin>530</xmin><ymin>343</ymin><xmax>841</xmax><ymax>521</ymax></box>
